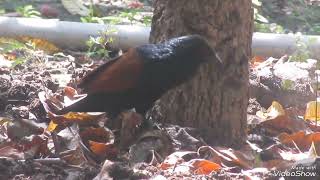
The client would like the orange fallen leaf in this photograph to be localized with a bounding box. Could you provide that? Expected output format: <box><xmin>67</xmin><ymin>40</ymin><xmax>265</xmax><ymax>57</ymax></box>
<box><xmin>64</xmin><ymin>86</ymin><xmax>78</xmax><ymax>99</ymax></box>
<box><xmin>89</xmin><ymin>141</ymin><xmax>118</xmax><ymax>158</ymax></box>
<box><xmin>49</xmin><ymin>111</ymin><xmax>103</xmax><ymax>124</ymax></box>
<box><xmin>190</xmin><ymin>159</ymin><xmax>221</xmax><ymax>175</ymax></box>
<box><xmin>18</xmin><ymin>36</ymin><xmax>60</xmax><ymax>54</ymax></box>
<box><xmin>279</xmin><ymin>131</ymin><xmax>320</xmax><ymax>153</ymax></box>
<box><xmin>89</xmin><ymin>141</ymin><xmax>107</xmax><ymax>155</ymax></box>
<box><xmin>80</xmin><ymin>127</ymin><xmax>113</xmax><ymax>142</ymax></box>
<box><xmin>80</xmin><ymin>127</ymin><xmax>116</xmax><ymax>158</ymax></box>
<box><xmin>250</xmin><ymin>56</ymin><xmax>266</xmax><ymax>67</ymax></box>
<box><xmin>47</xmin><ymin>111</ymin><xmax>104</xmax><ymax>132</ymax></box>
<box><xmin>4</xmin><ymin>52</ymin><xmax>17</xmax><ymax>61</ymax></box>
<box><xmin>256</xmin><ymin>103</ymin><xmax>307</xmax><ymax>136</ymax></box>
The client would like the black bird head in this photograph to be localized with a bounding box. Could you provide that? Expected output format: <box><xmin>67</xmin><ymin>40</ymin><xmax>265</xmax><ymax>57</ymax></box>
<box><xmin>169</xmin><ymin>35</ymin><xmax>222</xmax><ymax>64</ymax></box>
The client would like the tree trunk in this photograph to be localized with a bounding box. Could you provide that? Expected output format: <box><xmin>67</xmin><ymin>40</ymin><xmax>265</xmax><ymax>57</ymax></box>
<box><xmin>149</xmin><ymin>0</ymin><xmax>253</xmax><ymax>147</ymax></box>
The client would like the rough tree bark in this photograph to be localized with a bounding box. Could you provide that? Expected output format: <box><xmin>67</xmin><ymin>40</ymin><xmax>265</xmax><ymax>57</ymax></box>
<box><xmin>149</xmin><ymin>0</ymin><xmax>253</xmax><ymax>147</ymax></box>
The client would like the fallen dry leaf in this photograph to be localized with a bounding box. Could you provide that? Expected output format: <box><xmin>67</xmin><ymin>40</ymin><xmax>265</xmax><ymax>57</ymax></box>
<box><xmin>89</xmin><ymin>141</ymin><xmax>118</xmax><ymax>158</ymax></box>
<box><xmin>250</xmin><ymin>56</ymin><xmax>266</xmax><ymax>68</ymax></box>
<box><xmin>256</xmin><ymin>101</ymin><xmax>285</xmax><ymax>119</ymax></box>
<box><xmin>80</xmin><ymin>127</ymin><xmax>116</xmax><ymax>159</ymax></box>
<box><xmin>197</xmin><ymin>146</ymin><xmax>253</xmax><ymax>169</ymax></box>
<box><xmin>47</xmin><ymin>111</ymin><xmax>104</xmax><ymax>131</ymax></box>
<box><xmin>305</xmin><ymin>120</ymin><xmax>320</xmax><ymax>132</ymax></box>
<box><xmin>278</xmin><ymin>131</ymin><xmax>320</xmax><ymax>153</ymax></box>
<box><xmin>60</xmin><ymin>146</ymin><xmax>87</xmax><ymax>166</ymax></box>
<box><xmin>0</xmin><ymin>142</ymin><xmax>25</xmax><ymax>159</ymax></box>
<box><xmin>18</xmin><ymin>36</ymin><xmax>60</xmax><ymax>54</ymax></box>
<box><xmin>190</xmin><ymin>159</ymin><xmax>221</xmax><ymax>175</ymax></box>
<box><xmin>159</xmin><ymin>151</ymin><xmax>197</xmax><ymax>170</ymax></box>
<box><xmin>304</xmin><ymin>101</ymin><xmax>320</xmax><ymax>121</ymax></box>
<box><xmin>256</xmin><ymin>103</ymin><xmax>308</xmax><ymax>136</ymax></box>
<box><xmin>14</xmin><ymin>134</ymin><xmax>50</xmax><ymax>158</ymax></box>
<box><xmin>64</xmin><ymin>86</ymin><xmax>78</xmax><ymax>99</ymax></box>
<box><xmin>80</xmin><ymin>127</ymin><xmax>114</xmax><ymax>144</ymax></box>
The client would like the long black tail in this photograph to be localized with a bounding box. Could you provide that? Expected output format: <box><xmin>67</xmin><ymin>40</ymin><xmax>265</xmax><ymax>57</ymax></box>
<box><xmin>57</xmin><ymin>93</ymin><xmax>124</xmax><ymax>117</ymax></box>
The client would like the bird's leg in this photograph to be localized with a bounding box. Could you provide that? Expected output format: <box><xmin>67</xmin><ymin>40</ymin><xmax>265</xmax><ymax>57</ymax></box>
<box><xmin>105</xmin><ymin>109</ymin><xmax>123</xmax><ymax>129</ymax></box>
<box><xmin>135</xmin><ymin>103</ymin><xmax>159</xmax><ymax>130</ymax></box>
<box><xmin>135</xmin><ymin>103</ymin><xmax>150</xmax><ymax>119</ymax></box>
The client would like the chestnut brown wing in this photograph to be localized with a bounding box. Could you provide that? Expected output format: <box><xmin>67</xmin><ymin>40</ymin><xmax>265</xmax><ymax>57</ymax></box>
<box><xmin>78</xmin><ymin>48</ymin><xmax>144</xmax><ymax>94</ymax></box>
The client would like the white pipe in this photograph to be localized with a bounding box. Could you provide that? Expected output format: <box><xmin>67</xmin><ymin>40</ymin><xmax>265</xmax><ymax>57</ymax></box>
<box><xmin>0</xmin><ymin>17</ymin><xmax>150</xmax><ymax>50</ymax></box>
<box><xmin>253</xmin><ymin>32</ymin><xmax>320</xmax><ymax>59</ymax></box>
<box><xmin>0</xmin><ymin>17</ymin><xmax>320</xmax><ymax>59</ymax></box>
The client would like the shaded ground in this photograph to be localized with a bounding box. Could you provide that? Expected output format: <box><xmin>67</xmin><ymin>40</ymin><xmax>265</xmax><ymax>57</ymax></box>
<box><xmin>1</xmin><ymin>0</ymin><xmax>320</xmax><ymax>180</ymax></box>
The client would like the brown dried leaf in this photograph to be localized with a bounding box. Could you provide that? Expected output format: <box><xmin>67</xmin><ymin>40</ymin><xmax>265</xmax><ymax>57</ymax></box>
<box><xmin>0</xmin><ymin>142</ymin><xmax>24</xmax><ymax>159</ymax></box>
<box><xmin>279</xmin><ymin>131</ymin><xmax>320</xmax><ymax>153</ymax></box>
<box><xmin>47</xmin><ymin>111</ymin><xmax>104</xmax><ymax>131</ymax></box>
<box><xmin>159</xmin><ymin>151</ymin><xmax>197</xmax><ymax>170</ymax></box>
<box><xmin>198</xmin><ymin>146</ymin><xmax>253</xmax><ymax>169</ymax></box>
<box><xmin>89</xmin><ymin>141</ymin><xmax>118</xmax><ymax>158</ymax></box>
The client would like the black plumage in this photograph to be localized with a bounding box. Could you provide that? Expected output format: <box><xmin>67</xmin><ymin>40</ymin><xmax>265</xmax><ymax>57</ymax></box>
<box><xmin>58</xmin><ymin>35</ymin><xmax>221</xmax><ymax>117</ymax></box>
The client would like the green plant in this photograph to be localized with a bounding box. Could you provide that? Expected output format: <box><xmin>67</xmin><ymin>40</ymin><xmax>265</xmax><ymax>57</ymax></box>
<box><xmin>0</xmin><ymin>9</ymin><xmax>5</xmax><ymax>15</ymax></box>
<box><xmin>281</xmin><ymin>79</ymin><xmax>295</xmax><ymax>91</ymax></box>
<box><xmin>0</xmin><ymin>37</ymin><xmax>48</xmax><ymax>67</ymax></box>
<box><xmin>81</xmin><ymin>8</ymin><xmax>152</xmax><ymax>26</ymax></box>
<box><xmin>260</xmin><ymin>0</ymin><xmax>320</xmax><ymax>35</ymax></box>
<box><xmin>86</xmin><ymin>29</ymin><xmax>117</xmax><ymax>58</ymax></box>
<box><xmin>0</xmin><ymin>39</ymin><xmax>26</xmax><ymax>53</ymax></box>
<box><xmin>120</xmin><ymin>10</ymin><xmax>139</xmax><ymax>24</ymax></box>
<box><xmin>142</xmin><ymin>15</ymin><xmax>152</xmax><ymax>26</ymax></box>
<box><xmin>81</xmin><ymin>16</ymin><xmax>105</xmax><ymax>24</ymax></box>
<box><xmin>80</xmin><ymin>3</ymin><xmax>105</xmax><ymax>24</ymax></box>
<box><xmin>118</xmin><ymin>10</ymin><xmax>152</xmax><ymax>26</ymax></box>
<box><xmin>254</xmin><ymin>22</ymin><xmax>284</xmax><ymax>33</ymax></box>
<box><xmin>252</xmin><ymin>0</ymin><xmax>285</xmax><ymax>33</ymax></box>
<box><xmin>289</xmin><ymin>33</ymin><xmax>316</xmax><ymax>62</ymax></box>
<box><xmin>0</xmin><ymin>39</ymin><xmax>26</xmax><ymax>67</ymax></box>
<box><xmin>12</xmin><ymin>57</ymin><xmax>26</xmax><ymax>67</ymax></box>
<box><xmin>16</xmin><ymin>5</ymin><xmax>41</xmax><ymax>18</ymax></box>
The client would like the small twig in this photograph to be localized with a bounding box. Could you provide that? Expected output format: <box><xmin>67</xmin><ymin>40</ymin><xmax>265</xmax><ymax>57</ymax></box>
<box><xmin>20</xmin><ymin>158</ymin><xmax>65</xmax><ymax>165</ymax></box>
<box><xmin>6</xmin><ymin>99</ymin><xmax>28</xmax><ymax>103</ymax></box>
<box><xmin>172</xmin><ymin>162</ymin><xmax>178</xmax><ymax>173</ymax></box>
<box><xmin>291</xmin><ymin>140</ymin><xmax>302</xmax><ymax>153</ymax></box>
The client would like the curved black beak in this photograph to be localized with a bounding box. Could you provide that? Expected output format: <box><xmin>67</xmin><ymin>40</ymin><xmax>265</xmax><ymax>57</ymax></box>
<box><xmin>211</xmin><ymin>52</ymin><xmax>222</xmax><ymax>63</ymax></box>
<box><xmin>205</xmin><ymin>49</ymin><xmax>222</xmax><ymax>64</ymax></box>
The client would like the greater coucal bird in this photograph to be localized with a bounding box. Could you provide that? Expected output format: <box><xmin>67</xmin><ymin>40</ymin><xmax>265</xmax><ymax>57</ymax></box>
<box><xmin>58</xmin><ymin>35</ymin><xmax>222</xmax><ymax>117</ymax></box>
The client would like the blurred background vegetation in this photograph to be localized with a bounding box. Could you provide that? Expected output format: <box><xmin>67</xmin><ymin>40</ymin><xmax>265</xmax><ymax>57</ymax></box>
<box><xmin>1</xmin><ymin>0</ymin><xmax>320</xmax><ymax>34</ymax></box>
